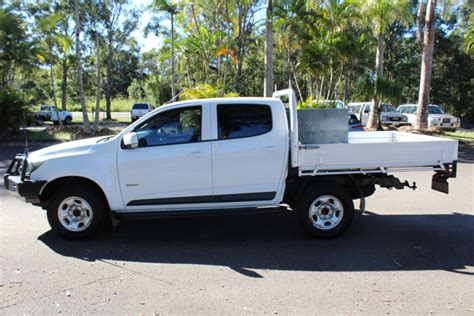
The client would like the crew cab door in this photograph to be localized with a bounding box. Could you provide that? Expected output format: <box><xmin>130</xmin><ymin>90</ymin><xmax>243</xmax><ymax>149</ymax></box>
<box><xmin>361</xmin><ymin>103</ymin><xmax>370</xmax><ymax>125</ymax></box>
<box><xmin>210</xmin><ymin>101</ymin><xmax>288</xmax><ymax>204</ymax></box>
<box><xmin>117</xmin><ymin>103</ymin><xmax>213</xmax><ymax>209</ymax></box>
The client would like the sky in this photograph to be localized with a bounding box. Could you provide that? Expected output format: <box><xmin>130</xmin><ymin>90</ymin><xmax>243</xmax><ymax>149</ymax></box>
<box><xmin>130</xmin><ymin>0</ymin><xmax>162</xmax><ymax>52</ymax></box>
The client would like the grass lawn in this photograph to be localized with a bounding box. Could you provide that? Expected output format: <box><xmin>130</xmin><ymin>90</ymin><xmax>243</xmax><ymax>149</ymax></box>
<box><xmin>443</xmin><ymin>131</ymin><xmax>474</xmax><ymax>143</ymax></box>
<box><xmin>25</xmin><ymin>129</ymin><xmax>73</xmax><ymax>142</ymax></box>
<box><xmin>72</xmin><ymin>112</ymin><xmax>131</xmax><ymax>123</ymax></box>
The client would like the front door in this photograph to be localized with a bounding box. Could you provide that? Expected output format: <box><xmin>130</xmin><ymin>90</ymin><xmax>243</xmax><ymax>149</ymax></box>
<box><xmin>117</xmin><ymin>104</ymin><xmax>213</xmax><ymax>209</ymax></box>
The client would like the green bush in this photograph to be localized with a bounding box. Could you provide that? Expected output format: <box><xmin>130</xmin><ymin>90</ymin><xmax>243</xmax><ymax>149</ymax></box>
<box><xmin>180</xmin><ymin>84</ymin><xmax>239</xmax><ymax>101</ymax></box>
<box><xmin>0</xmin><ymin>88</ymin><xmax>29</xmax><ymax>138</ymax></box>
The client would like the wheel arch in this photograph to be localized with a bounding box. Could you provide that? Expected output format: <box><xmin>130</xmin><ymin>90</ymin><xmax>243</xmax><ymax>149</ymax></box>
<box><xmin>39</xmin><ymin>176</ymin><xmax>110</xmax><ymax>210</ymax></box>
<box><xmin>284</xmin><ymin>174</ymin><xmax>372</xmax><ymax>207</ymax></box>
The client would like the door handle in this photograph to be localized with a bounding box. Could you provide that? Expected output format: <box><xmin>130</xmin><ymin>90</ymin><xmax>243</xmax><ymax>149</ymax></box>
<box><xmin>187</xmin><ymin>151</ymin><xmax>203</xmax><ymax>158</ymax></box>
<box><xmin>263</xmin><ymin>146</ymin><xmax>278</xmax><ymax>152</ymax></box>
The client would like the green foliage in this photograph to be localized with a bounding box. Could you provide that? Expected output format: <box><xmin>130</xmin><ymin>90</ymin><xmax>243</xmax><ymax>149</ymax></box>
<box><xmin>127</xmin><ymin>79</ymin><xmax>146</xmax><ymax>100</ymax></box>
<box><xmin>180</xmin><ymin>84</ymin><xmax>239</xmax><ymax>100</ymax></box>
<box><xmin>0</xmin><ymin>88</ymin><xmax>28</xmax><ymax>137</ymax></box>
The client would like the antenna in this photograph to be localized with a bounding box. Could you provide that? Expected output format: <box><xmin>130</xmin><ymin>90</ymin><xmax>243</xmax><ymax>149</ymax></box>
<box><xmin>21</xmin><ymin>112</ymin><xmax>29</xmax><ymax>158</ymax></box>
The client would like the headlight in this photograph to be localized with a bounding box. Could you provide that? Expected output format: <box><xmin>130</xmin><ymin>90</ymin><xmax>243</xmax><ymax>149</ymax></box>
<box><xmin>26</xmin><ymin>160</ymin><xmax>45</xmax><ymax>176</ymax></box>
<box><xmin>381</xmin><ymin>116</ymin><xmax>388</xmax><ymax>121</ymax></box>
<box><xmin>402</xmin><ymin>116</ymin><xmax>408</xmax><ymax>121</ymax></box>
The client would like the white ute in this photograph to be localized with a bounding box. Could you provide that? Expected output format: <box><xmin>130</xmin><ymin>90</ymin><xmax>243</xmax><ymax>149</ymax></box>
<box><xmin>4</xmin><ymin>89</ymin><xmax>458</xmax><ymax>239</ymax></box>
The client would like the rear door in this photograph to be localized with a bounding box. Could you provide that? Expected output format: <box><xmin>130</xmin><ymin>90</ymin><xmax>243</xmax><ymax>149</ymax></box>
<box><xmin>210</xmin><ymin>102</ymin><xmax>288</xmax><ymax>204</ymax></box>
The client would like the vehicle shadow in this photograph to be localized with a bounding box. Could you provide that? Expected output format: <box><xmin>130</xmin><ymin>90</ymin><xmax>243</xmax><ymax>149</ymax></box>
<box><xmin>38</xmin><ymin>210</ymin><xmax>474</xmax><ymax>277</ymax></box>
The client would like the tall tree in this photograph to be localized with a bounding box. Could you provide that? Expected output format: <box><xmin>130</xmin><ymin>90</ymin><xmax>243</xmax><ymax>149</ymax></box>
<box><xmin>364</xmin><ymin>0</ymin><xmax>411</xmax><ymax>129</ymax></box>
<box><xmin>102</xmin><ymin>0</ymin><xmax>138</xmax><ymax>119</ymax></box>
<box><xmin>263</xmin><ymin>0</ymin><xmax>273</xmax><ymax>97</ymax></box>
<box><xmin>75</xmin><ymin>0</ymin><xmax>91</xmax><ymax>132</ymax></box>
<box><xmin>151</xmin><ymin>0</ymin><xmax>180</xmax><ymax>100</ymax></box>
<box><xmin>415</xmin><ymin>0</ymin><xmax>436</xmax><ymax>129</ymax></box>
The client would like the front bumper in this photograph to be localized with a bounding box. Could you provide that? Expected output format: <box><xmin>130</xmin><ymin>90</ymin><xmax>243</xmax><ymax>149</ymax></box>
<box><xmin>3</xmin><ymin>155</ymin><xmax>46</xmax><ymax>204</ymax></box>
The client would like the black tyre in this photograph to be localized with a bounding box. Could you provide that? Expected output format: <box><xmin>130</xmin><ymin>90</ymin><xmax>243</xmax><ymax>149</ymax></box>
<box><xmin>47</xmin><ymin>185</ymin><xmax>107</xmax><ymax>239</ymax></box>
<box><xmin>35</xmin><ymin>117</ymin><xmax>44</xmax><ymax>126</ymax></box>
<box><xmin>295</xmin><ymin>185</ymin><xmax>354</xmax><ymax>239</ymax></box>
<box><xmin>64</xmin><ymin>116</ymin><xmax>72</xmax><ymax>125</ymax></box>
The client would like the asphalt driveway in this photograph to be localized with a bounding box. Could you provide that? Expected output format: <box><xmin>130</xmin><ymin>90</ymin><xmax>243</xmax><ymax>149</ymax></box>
<box><xmin>0</xmin><ymin>143</ymin><xmax>472</xmax><ymax>314</ymax></box>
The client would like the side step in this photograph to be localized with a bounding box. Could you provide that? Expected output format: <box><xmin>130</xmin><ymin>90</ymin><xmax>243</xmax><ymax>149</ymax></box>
<box><xmin>116</xmin><ymin>207</ymin><xmax>287</xmax><ymax>220</ymax></box>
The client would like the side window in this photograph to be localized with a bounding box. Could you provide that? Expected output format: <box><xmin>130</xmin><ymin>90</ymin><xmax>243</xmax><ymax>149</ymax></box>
<box><xmin>133</xmin><ymin>106</ymin><xmax>202</xmax><ymax>147</ymax></box>
<box><xmin>364</xmin><ymin>105</ymin><xmax>371</xmax><ymax>113</ymax></box>
<box><xmin>217</xmin><ymin>104</ymin><xmax>272</xmax><ymax>140</ymax></box>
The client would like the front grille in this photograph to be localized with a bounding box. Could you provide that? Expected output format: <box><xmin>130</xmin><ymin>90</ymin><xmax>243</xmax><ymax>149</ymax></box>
<box><xmin>442</xmin><ymin>118</ymin><xmax>450</xmax><ymax>123</ymax></box>
<box><xmin>390</xmin><ymin>117</ymin><xmax>401</xmax><ymax>121</ymax></box>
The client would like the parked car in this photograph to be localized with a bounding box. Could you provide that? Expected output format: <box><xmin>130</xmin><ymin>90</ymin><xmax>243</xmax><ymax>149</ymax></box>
<box><xmin>4</xmin><ymin>89</ymin><xmax>457</xmax><ymax>240</ymax></box>
<box><xmin>397</xmin><ymin>104</ymin><xmax>461</xmax><ymax>131</ymax></box>
<box><xmin>347</xmin><ymin>102</ymin><xmax>409</xmax><ymax>127</ymax></box>
<box><xmin>131</xmin><ymin>103</ymin><xmax>153</xmax><ymax>122</ymax></box>
<box><xmin>348</xmin><ymin>114</ymin><xmax>364</xmax><ymax>131</ymax></box>
<box><xmin>313</xmin><ymin>99</ymin><xmax>346</xmax><ymax>109</ymax></box>
<box><xmin>34</xmin><ymin>105</ymin><xmax>73</xmax><ymax>126</ymax></box>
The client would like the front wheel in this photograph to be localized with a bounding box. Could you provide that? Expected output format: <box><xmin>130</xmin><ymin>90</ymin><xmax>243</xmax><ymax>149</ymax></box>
<box><xmin>63</xmin><ymin>116</ymin><xmax>72</xmax><ymax>125</ymax></box>
<box><xmin>47</xmin><ymin>185</ymin><xmax>107</xmax><ymax>239</ymax></box>
<box><xmin>295</xmin><ymin>185</ymin><xmax>354</xmax><ymax>239</ymax></box>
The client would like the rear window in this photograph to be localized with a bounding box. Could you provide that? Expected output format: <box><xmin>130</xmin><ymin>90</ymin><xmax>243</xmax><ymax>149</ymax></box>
<box><xmin>133</xmin><ymin>103</ymin><xmax>149</xmax><ymax>110</ymax></box>
<box><xmin>217</xmin><ymin>104</ymin><xmax>272</xmax><ymax>140</ymax></box>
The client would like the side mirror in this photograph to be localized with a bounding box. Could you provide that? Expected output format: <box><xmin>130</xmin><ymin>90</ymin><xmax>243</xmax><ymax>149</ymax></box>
<box><xmin>123</xmin><ymin>132</ymin><xmax>138</xmax><ymax>149</ymax></box>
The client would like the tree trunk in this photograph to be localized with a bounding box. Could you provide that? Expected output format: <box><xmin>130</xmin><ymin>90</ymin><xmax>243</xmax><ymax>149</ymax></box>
<box><xmin>93</xmin><ymin>33</ymin><xmax>101</xmax><ymax>134</ymax></box>
<box><xmin>263</xmin><ymin>0</ymin><xmax>273</xmax><ymax>97</ymax></box>
<box><xmin>170</xmin><ymin>13</ymin><xmax>176</xmax><ymax>100</ymax></box>
<box><xmin>50</xmin><ymin>51</ymin><xmax>63</xmax><ymax>128</ymax></box>
<box><xmin>367</xmin><ymin>33</ymin><xmax>385</xmax><ymax>129</ymax></box>
<box><xmin>75</xmin><ymin>0</ymin><xmax>91</xmax><ymax>132</ymax></box>
<box><xmin>61</xmin><ymin>58</ymin><xmax>67</xmax><ymax>111</ymax></box>
<box><xmin>416</xmin><ymin>0</ymin><xmax>437</xmax><ymax>130</ymax></box>
<box><xmin>105</xmin><ymin>30</ymin><xmax>113</xmax><ymax>120</ymax></box>
<box><xmin>416</xmin><ymin>0</ymin><xmax>425</xmax><ymax>53</ymax></box>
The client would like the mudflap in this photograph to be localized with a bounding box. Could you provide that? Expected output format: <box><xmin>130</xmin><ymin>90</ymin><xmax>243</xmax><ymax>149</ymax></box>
<box><xmin>431</xmin><ymin>161</ymin><xmax>457</xmax><ymax>194</ymax></box>
<box><xmin>432</xmin><ymin>173</ymin><xmax>449</xmax><ymax>194</ymax></box>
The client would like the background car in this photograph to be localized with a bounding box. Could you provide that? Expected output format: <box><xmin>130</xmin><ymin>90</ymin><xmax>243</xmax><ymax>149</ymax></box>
<box><xmin>130</xmin><ymin>103</ymin><xmax>153</xmax><ymax>122</ymax></box>
<box><xmin>397</xmin><ymin>104</ymin><xmax>460</xmax><ymax>131</ymax></box>
<box><xmin>34</xmin><ymin>105</ymin><xmax>73</xmax><ymax>126</ymax></box>
<box><xmin>348</xmin><ymin>113</ymin><xmax>364</xmax><ymax>131</ymax></box>
<box><xmin>347</xmin><ymin>102</ymin><xmax>409</xmax><ymax>127</ymax></box>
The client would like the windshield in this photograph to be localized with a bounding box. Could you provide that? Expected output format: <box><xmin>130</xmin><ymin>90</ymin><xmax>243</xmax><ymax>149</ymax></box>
<box><xmin>428</xmin><ymin>105</ymin><xmax>444</xmax><ymax>114</ymax></box>
<box><xmin>380</xmin><ymin>104</ymin><xmax>396</xmax><ymax>112</ymax></box>
<box><xmin>348</xmin><ymin>105</ymin><xmax>362</xmax><ymax>113</ymax></box>
<box><xmin>133</xmin><ymin>103</ymin><xmax>149</xmax><ymax>110</ymax></box>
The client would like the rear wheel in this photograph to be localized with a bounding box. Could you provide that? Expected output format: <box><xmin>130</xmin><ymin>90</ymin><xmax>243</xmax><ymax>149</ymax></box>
<box><xmin>295</xmin><ymin>185</ymin><xmax>354</xmax><ymax>239</ymax></box>
<box><xmin>47</xmin><ymin>185</ymin><xmax>107</xmax><ymax>239</ymax></box>
<box><xmin>64</xmin><ymin>116</ymin><xmax>72</xmax><ymax>125</ymax></box>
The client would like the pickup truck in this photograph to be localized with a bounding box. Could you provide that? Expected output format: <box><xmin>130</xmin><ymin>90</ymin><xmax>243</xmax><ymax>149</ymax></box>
<box><xmin>34</xmin><ymin>105</ymin><xmax>73</xmax><ymax>126</ymax></box>
<box><xmin>4</xmin><ymin>89</ymin><xmax>458</xmax><ymax>240</ymax></box>
<box><xmin>397</xmin><ymin>104</ymin><xmax>461</xmax><ymax>131</ymax></box>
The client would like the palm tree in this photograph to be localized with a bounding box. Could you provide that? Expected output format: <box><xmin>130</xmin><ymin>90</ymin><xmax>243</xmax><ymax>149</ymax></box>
<box><xmin>264</xmin><ymin>0</ymin><xmax>273</xmax><ymax>97</ymax></box>
<box><xmin>363</xmin><ymin>0</ymin><xmax>411</xmax><ymax>129</ymax></box>
<box><xmin>151</xmin><ymin>0</ymin><xmax>180</xmax><ymax>100</ymax></box>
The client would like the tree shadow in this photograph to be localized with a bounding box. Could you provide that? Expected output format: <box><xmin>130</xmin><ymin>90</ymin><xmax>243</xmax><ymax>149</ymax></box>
<box><xmin>458</xmin><ymin>144</ymin><xmax>474</xmax><ymax>163</ymax></box>
<box><xmin>38</xmin><ymin>210</ymin><xmax>474</xmax><ymax>277</ymax></box>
